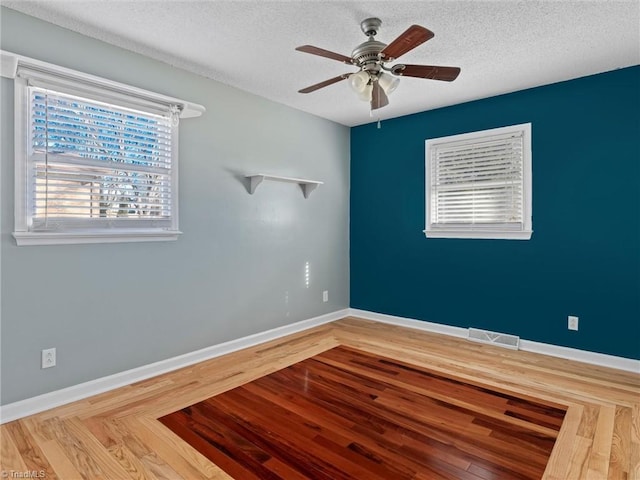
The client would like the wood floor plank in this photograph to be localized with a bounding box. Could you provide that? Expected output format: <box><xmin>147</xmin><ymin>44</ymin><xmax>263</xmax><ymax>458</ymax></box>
<box><xmin>587</xmin><ymin>405</ymin><xmax>617</xmax><ymax>478</ymax></box>
<box><xmin>5</xmin><ymin>419</ymin><xmax>59</xmax><ymax>479</ymax></box>
<box><xmin>566</xmin><ymin>435</ymin><xmax>593</xmax><ymax>479</ymax></box>
<box><xmin>608</xmin><ymin>405</ymin><xmax>632</xmax><ymax>479</ymax></box>
<box><xmin>630</xmin><ymin>403</ymin><xmax>640</xmax><ymax>479</ymax></box>
<box><xmin>38</xmin><ymin>439</ymin><xmax>86</xmax><ymax>480</ymax></box>
<box><xmin>0</xmin><ymin>423</ymin><xmax>30</xmax><ymax>474</ymax></box>
<box><xmin>1</xmin><ymin>318</ymin><xmax>638</xmax><ymax>479</ymax></box>
<box><xmin>577</xmin><ymin>403</ymin><xmax>601</xmax><ymax>438</ymax></box>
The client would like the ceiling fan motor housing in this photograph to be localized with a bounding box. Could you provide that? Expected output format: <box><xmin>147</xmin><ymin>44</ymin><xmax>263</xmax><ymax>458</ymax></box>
<box><xmin>351</xmin><ymin>38</ymin><xmax>387</xmax><ymax>73</ymax></box>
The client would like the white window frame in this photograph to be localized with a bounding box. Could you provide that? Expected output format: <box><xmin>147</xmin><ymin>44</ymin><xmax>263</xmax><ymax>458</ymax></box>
<box><xmin>1</xmin><ymin>50</ymin><xmax>204</xmax><ymax>246</ymax></box>
<box><xmin>424</xmin><ymin>123</ymin><xmax>532</xmax><ymax>240</ymax></box>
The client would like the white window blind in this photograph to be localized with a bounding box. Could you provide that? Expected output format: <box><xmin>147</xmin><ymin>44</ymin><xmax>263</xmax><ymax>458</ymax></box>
<box><xmin>5</xmin><ymin>50</ymin><xmax>205</xmax><ymax>245</ymax></box>
<box><xmin>425</xmin><ymin>124</ymin><xmax>532</xmax><ymax>240</ymax></box>
<box><xmin>30</xmin><ymin>88</ymin><xmax>175</xmax><ymax>231</ymax></box>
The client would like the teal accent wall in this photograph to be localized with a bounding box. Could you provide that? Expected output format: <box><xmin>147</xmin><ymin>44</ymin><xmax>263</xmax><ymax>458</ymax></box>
<box><xmin>350</xmin><ymin>66</ymin><xmax>640</xmax><ymax>360</ymax></box>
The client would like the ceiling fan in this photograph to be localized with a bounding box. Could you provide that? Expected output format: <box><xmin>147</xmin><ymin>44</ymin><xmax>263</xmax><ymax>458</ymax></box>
<box><xmin>296</xmin><ymin>18</ymin><xmax>461</xmax><ymax>111</ymax></box>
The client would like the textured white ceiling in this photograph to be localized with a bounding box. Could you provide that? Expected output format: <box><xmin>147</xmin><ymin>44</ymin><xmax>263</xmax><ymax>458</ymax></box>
<box><xmin>3</xmin><ymin>1</ymin><xmax>639</xmax><ymax>126</ymax></box>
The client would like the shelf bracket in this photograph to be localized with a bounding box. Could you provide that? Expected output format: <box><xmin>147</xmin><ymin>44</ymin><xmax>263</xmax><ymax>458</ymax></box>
<box><xmin>248</xmin><ymin>175</ymin><xmax>265</xmax><ymax>195</ymax></box>
<box><xmin>301</xmin><ymin>182</ymin><xmax>319</xmax><ymax>199</ymax></box>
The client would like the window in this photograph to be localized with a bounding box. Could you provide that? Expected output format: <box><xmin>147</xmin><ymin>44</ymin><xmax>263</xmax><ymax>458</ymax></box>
<box><xmin>3</xmin><ymin>50</ymin><xmax>204</xmax><ymax>245</ymax></box>
<box><xmin>424</xmin><ymin>123</ymin><xmax>532</xmax><ymax>240</ymax></box>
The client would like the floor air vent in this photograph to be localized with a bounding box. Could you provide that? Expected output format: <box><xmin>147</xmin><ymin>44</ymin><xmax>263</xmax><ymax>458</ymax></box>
<box><xmin>468</xmin><ymin>328</ymin><xmax>520</xmax><ymax>350</ymax></box>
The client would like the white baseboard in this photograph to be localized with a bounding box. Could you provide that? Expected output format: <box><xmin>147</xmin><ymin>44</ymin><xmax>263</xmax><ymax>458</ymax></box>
<box><xmin>349</xmin><ymin>308</ymin><xmax>640</xmax><ymax>374</ymax></box>
<box><xmin>0</xmin><ymin>309</ymin><xmax>349</xmax><ymax>424</ymax></box>
<box><xmin>518</xmin><ymin>339</ymin><xmax>640</xmax><ymax>373</ymax></box>
<box><xmin>348</xmin><ymin>308</ymin><xmax>468</xmax><ymax>338</ymax></box>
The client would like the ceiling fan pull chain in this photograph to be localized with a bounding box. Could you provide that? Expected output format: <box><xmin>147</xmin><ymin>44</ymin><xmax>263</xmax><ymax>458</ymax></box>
<box><xmin>377</xmin><ymin>118</ymin><xmax>381</xmax><ymax>129</ymax></box>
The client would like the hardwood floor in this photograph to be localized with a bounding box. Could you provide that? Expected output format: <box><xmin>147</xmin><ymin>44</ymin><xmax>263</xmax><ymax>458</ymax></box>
<box><xmin>1</xmin><ymin>317</ymin><xmax>639</xmax><ymax>479</ymax></box>
<box><xmin>160</xmin><ymin>346</ymin><xmax>567</xmax><ymax>479</ymax></box>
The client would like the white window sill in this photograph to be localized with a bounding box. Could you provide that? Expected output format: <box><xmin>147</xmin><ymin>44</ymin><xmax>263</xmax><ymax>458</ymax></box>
<box><xmin>423</xmin><ymin>230</ymin><xmax>533</xmax><ymax>240</ymax></box>
<box><xmin>13</xmin><ymin>230</ymin><xmax>182</xmax><ymax>246</ymax></box>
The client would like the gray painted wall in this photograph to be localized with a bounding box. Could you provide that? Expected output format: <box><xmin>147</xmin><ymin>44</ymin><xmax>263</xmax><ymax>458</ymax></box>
<box><xmin>0</xmin><ymin>7</ymin><xmax>350</xmax><ymax>405</ymax></box>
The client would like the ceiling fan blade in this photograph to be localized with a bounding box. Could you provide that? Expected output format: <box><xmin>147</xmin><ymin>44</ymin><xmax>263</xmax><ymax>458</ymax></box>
<box><xmin>394</xmin><ymin>64</ymin><xmax>461</xmax><ymax>81</ymax></box>
<box><xmin>371</xmin><ymin>81</ymin><xmax>389</xmax><ymax>110</ymax></box>
<box><xmin>380</xmin><ymin>25</ymin><xmax>434</xmax><ymax>61</ymax></box>
<box><xmin>295</xmin><ymin>45</ymin><xmax>353</xmax><ymax>64</ymax></box>
<box><xmin>298</xmin><ymin>74</ymin><xmax>350</xmax><ymax>94</ymax></box>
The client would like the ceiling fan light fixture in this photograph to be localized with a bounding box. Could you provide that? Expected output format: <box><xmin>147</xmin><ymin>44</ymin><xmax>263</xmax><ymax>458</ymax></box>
<box><xmin>378</xmin><ymin>72</ymin><xmax>400</xmax><ymax>95</ymax></box>
<box><xmin>349</xmin><ymin>70</ymin><xmax>370</xmax><ymax>93</ymax></box>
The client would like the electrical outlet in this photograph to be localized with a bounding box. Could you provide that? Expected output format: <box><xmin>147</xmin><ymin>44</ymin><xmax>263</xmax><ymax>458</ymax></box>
<box><xmin>42</xmin><ymin>348</ymin><xmax>56</xmax><ymax>369</ymax></box>
<box><xmin>323</xmin><ymin>290</ymin><xmax>329</xmax><ymax>302</ymax></box>
<box><xmin>568</xmin><ymin>316</ymin><xmax>579</xmax><ymax>331</ymax></box>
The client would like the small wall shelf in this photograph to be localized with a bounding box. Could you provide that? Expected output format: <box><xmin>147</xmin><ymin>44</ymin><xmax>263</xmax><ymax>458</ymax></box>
<box><xmin>245</xmin><ymin>174</ymin><xmax>323</xmax><ymax>198</ymax></box>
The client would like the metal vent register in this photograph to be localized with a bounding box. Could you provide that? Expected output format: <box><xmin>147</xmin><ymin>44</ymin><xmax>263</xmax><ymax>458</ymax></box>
<box><xmin>468</xmin><ymin>328</ymin><xmax>520</xmax><ymax>350</ymax></box>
